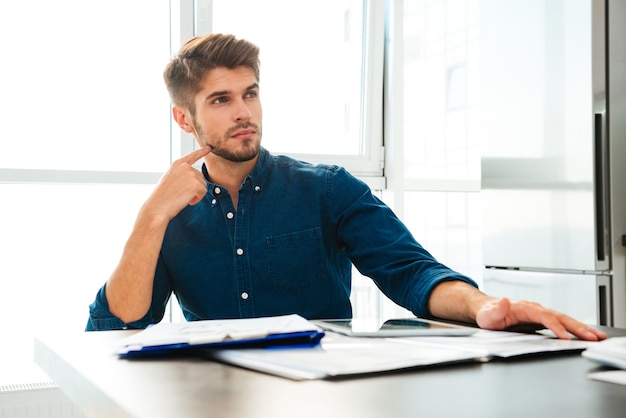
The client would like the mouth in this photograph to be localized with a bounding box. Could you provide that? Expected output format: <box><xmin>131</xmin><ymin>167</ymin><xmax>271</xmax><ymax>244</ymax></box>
<box><xmin>231</xmin><ymin>128</ymin><xmax>256</xmax><ymax>139</ymax></box>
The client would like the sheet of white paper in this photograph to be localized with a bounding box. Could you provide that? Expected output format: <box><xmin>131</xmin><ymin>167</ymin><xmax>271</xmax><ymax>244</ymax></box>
<box><xmin>581</xmin><ymin>336</ymin><xmax>626</xmax><ymax>370</ymax></box>
<box><xmin>587</xmin><ymin>370</ymin><xmax>626</xmax><ymax>385</ymax></box>
<box><xmin>398</xmin><ymin>330</ymin><xmax>592</xmax><ymax>358</ymax></box>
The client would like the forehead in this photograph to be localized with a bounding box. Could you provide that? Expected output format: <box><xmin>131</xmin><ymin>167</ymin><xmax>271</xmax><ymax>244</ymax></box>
<box><xmin>200</xmin><ymin>66</ymin><xmax>258</xmax><ymax>93</ymax></box>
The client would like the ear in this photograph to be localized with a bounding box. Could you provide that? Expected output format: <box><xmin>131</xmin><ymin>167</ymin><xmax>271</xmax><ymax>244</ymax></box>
<box><xmin>172</xmin><ymin>105</ymin><xmax>194</xmax><ymax>133</ymax></box>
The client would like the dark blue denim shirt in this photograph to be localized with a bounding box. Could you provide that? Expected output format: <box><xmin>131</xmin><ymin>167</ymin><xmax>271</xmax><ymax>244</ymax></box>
<box><xmin>86</xmin><ymin>147</ymin><xmax>477</xmax><ymax>331</ymax></box>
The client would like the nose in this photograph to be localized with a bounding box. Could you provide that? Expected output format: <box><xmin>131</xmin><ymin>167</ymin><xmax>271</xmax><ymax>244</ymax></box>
<box><xmin>234</xmin><ymin>100</ymin><xmax>252</xmax><ymax>122</ymax></box>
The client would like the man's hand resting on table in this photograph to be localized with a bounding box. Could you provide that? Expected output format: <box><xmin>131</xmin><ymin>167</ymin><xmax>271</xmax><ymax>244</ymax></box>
<box><xmin>476</xmin><ymin>297</ymin><xmax>607</xmax><ymax>341</ymax></box>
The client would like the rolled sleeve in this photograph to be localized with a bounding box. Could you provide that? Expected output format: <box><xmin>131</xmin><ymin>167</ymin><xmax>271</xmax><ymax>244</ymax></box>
<box><xmin>408</xmin><ymin>271</ymin><xmax>478</xmax><ymax>319</ymax></box>
<box><xmin>85</xmin><ymin>285</ymin><xmax>155</xmax><ymax>331</ymax></box>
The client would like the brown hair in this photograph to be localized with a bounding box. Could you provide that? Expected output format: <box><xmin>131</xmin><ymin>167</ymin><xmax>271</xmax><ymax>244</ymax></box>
<box><xmin>163</xmin><ymin>33</ymin><xmax>260</xmax><ymax>115</ymax></box>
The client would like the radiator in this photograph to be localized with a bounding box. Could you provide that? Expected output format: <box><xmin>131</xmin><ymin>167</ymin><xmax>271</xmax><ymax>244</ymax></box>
<box><xmin>0</xmin><ymin>380</ymin><xmax>84</xmax><ymax>418</ymax></box>
<box><xmin>0</xmin><ymin>354</ymin><xmax>85</xmax><ymax>418</ymax></box>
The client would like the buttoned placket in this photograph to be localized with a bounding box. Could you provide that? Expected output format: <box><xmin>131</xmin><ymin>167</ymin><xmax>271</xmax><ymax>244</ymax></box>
<box><xmin>212</xmin><ymin>179</ymin><xmax>261</xmax><ymax>317</ymax></box>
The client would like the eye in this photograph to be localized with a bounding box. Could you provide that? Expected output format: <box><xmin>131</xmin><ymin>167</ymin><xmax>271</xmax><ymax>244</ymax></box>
<box><xmin>244</xmin><ymin>90</ymin><xmax>258</xmax><ymax>99</ymax></box>
<box><xmin>212</xmin><ymin>96</ymin><xmax>229</xmax><ymax>105</ymax></box>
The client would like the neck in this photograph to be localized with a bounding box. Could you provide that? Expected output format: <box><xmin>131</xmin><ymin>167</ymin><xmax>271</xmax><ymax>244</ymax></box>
<box><xmin>203</xmin><ymin>153</ymin><xmax>259</xmax><ymax>209</ymax></box>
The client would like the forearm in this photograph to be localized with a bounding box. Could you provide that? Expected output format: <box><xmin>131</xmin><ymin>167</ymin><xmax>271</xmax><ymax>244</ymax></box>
<box><xmin>103</xmin><ymin>147</ymin><xmax>210</xmax><ymax>324</ymax></box>
<box><xmin>427</xmin><ymin>280</ymin><xmax>493</xmax><ymax>324</ymax></box>
<box><xmin>105</xmin><ymin>211</ymin><xmax>169</xmax><ymax>324</ymax></box>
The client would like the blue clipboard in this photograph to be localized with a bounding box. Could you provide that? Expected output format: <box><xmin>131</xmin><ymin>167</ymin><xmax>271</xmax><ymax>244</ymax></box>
<box><xmin>118</xmin><ymin>330</ymin><xmax>325</xmax><ymax>358</ymax></box>
<box><xmin>116</xmin><ymin>314</ymin><xmax>325</xmax><ymax>358</ymax></box>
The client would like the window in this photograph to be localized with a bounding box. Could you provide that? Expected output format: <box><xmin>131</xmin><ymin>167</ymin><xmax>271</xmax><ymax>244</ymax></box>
<box><xmin>0</xmin><ymin>1</ymin><xmax>172</xmax><ymax>172</ymax></box>
<box><xmin>207</xmin><ymin>0</ymin><xmax>385</xmax><ymax>181</ymax></box>
<box><xmin>0</xmin><ymin>0</ymin><xmax>173</xmax><ymax>379</ymax></box>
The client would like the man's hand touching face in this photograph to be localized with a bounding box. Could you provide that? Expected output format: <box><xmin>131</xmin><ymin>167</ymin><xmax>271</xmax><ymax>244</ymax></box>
<box><xmin>142</xmin><ymin>146</ymin><xmax>213</xmax><ymax>221</ymax></box>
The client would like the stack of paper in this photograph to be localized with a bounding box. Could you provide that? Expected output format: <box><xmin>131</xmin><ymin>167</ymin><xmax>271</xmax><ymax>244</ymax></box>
<box><xmin>582</xmin><ymin>336</ymin><xmax>626</xmax><ymax>369</ymax></box>
<box><xmin>208</xmin><ymin>332</ymin><xmax>484</xmax><ymax>380</ymax></box>
<box><xmin>583</xmin><ymin>337</ymin><xmax>626</xmax><ymax>385</ymax></box>
<box><xmin>212</xmin><ymin>330</ymin><xmax>593</xmax><ymax>380</ymax></box>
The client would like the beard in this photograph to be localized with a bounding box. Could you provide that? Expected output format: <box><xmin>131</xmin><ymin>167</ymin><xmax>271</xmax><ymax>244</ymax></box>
<box><xmin>195</xmin><ymin>121</ymin><xmax>262</xmax><ymax>163</ymax></box>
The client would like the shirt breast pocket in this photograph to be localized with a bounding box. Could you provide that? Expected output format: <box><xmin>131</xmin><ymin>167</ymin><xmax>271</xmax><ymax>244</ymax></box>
<box><xmin>266</xmin><ymin>227</ymin><xmax>323</xmax><ymax>290</ymax></box>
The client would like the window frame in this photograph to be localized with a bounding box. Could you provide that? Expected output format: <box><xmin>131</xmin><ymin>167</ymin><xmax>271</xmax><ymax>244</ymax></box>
<box><xmin>279</xmin><ymin>0</ymin><xmax>386</xmax><ymax>185</ymax></box>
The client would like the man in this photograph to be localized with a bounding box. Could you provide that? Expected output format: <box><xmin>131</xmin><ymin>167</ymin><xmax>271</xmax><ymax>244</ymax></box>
<box><xmin>86</xmin><ymin>33</ymin><xmax>606</xmax><ymax>341</ymax></box>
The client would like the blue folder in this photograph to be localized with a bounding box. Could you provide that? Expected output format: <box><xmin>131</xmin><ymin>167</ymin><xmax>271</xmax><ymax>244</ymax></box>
<box><xmin>116</xmin><ymin>314</ymin><xmax>325</xmax><ymax>358</ymax></box>
<box><xmin>118</xmin><ymin>330</ymin><xmax>325</xmax><ymax>358</ymax></box>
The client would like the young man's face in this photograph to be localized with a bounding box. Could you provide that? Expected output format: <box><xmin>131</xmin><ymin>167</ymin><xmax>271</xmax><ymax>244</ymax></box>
<box><xmin>190</xmin><ymin>66</ymin><xmax>262</xmax><ymax>163</ymax></box>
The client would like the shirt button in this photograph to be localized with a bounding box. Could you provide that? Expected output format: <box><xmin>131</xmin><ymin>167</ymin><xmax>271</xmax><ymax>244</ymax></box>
<box><xmin>236</xmin><ymin>248</ymin><xmax>244</xmax><ymax>256</ymax></box>
<box><xmin>211</xmin><ymin>199</ymin><xmax>217</xmax><ymax>205</ymax></box>
<box><xmin>214</xmin><ymin>187</ymin><xmax>221</xmax><ymax>195</ymax></box>
<box><xmin>241</xmin><ymin>292</ymin><xmax>249</xmax><ymax>300</ymax></box>
<box><xmin>254</xmin><ymin>185</ymin><xmax>261</xmax><ymax>192</ymax></box>
<box><xmin>227</xmin><ymin>212</ymin><xmax>234</xmax><ymax>219</ymax></box>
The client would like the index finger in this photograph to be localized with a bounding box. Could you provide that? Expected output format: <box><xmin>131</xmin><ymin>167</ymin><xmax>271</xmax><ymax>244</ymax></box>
<box><xmin>178</xmin><ymin>146</ymin><xmax>212</xmax><ymax>165</ymax></box>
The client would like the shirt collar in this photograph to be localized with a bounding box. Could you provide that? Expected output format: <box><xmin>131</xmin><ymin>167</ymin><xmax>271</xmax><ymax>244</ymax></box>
<box><xmin>200</xmin><ymin>146</ymin><xmax>270</xmax><ymax>188</ymax></box>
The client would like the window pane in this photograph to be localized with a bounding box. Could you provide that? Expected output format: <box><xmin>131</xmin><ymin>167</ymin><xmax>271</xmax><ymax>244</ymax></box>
<box><xmin>402</xmin><ymin>0</ymin><xmax>480</xmax><ymax>181</ymax></box>
<box><xmin>210</xmin><ymin>0</ymin><xmax>365</xmax><ymax>156</ymax></box>
<box><xmin>0</xmin><ymin>1</ymin><xmax>172</xmax><ymax>172</ymax></box>
<box><xmin>402</xmin><ymin>191</ymin><xmax>483</xmax><ymax>286</ymax></box>
<box><xmin>0</xmin><ymin>183</ymin><xmax>154</xmax><ymax>369</ymax></box>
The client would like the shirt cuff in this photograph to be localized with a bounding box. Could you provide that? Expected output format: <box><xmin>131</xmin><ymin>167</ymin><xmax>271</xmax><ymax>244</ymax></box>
<box><xmin>85</xmin><ymin>285</ymin><xmax>152</xmax><ymax>331</ymax></box>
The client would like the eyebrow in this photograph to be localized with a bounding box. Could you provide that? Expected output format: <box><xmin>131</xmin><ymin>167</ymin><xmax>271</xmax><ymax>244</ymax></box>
<box><xmin>206</xmin><ymin>83</ymin><xmax>259</xmax><ymax>101</ymax></box>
